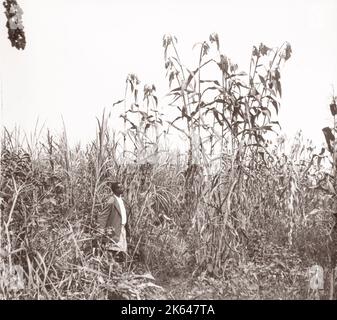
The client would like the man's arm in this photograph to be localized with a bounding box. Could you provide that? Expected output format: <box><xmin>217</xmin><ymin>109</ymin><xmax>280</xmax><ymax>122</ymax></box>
<box><xmin>124</xmin><ymin>199</ymin><xmax>132</xmax><ymax>238</ymax></box>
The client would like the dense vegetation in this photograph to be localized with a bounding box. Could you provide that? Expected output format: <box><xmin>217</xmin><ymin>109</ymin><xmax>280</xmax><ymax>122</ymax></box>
<box><xmin>1</xmin><ymin>34</ymin><xmax>336</xmax><ymax>299</ymax></box>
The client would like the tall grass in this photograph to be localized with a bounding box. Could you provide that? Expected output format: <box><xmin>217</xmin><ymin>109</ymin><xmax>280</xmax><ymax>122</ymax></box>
<box><xmin>0</xmin><ymin>34</ymin><xmax>336</xmax><ymax>300</ymax></box>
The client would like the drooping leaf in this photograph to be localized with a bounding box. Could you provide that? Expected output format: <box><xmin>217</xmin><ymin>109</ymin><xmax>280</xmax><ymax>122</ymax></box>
<box><xmin>235</xmin><ymin>80</ymin><xmax>250</xmax><ymax>89</ymax></box>
<box><xmin>256</xmin><ymin>134</ymin><xmax>265</xmax><ymax>142</ymax></box>
<box><xmin>258</xmin><ymin>74</ymin><xmax>266</xmax><ymax>86</ymax></box>
<box><xmin>261</xmin><ymin>107</ymin><xmax>272</xmax><ymax>120</ymax></box>
<box><xmin>271</xmin><ymin>121</ymin><xmax>281</xmax><ymax>129</ymax></box>
<box><xmin>181</xmin><ymin>106</ymin><xmax>191</xmax><ymax>121</ymax></box>
<box><xmin>213</xmin><ymin>110</ymin><xmax>224</xmax><ymax>126</ymax></box>
<box><xmin>283</xmin><ymin>42</ymin><xmax>292</xmax><ymax>61</ymax></box>
<box><xmin>236</xmin><ymin>71</ymin><xmax>247</xmax><ymax>77</ymax></box>
<box><xmin>185</xmin><ymin>68</ymin><xmax>199</xmax><ymax>89</ymax></box>
<box><xmin>330</xmin><ymin>102</ymin><xmax>337</xmax><ymax>116</ymax></box>
<box><xmin>260</xmin><ymin>125</ymin><xmax>273</xmax><ymax>131</ymax></box>
<box><xmin>169</xmin><ymin>71</ymin><xmax>175</xmax><ymax>87</ymax></box>
<box><xmin>252</xmin><ymin>46</ymin><xmax>259</xmax><ymax>57</ymax></box>
<box><xmin>200</xmin><ymin>80</ymin><xmax>221</xmax><ymax>86</ymax></box>
<box><xmin>120</xmin><ymin>115</ymin><xmax>137</xmax><ymax>130</ymax></box>
<box><xmin>201</xmin><ymin>41</ymin><xmax>210</xmax><ymax>57</ymax></box>
<box><xmin>268</xmin><ymin>96</ymin><xmax>278</xmax><ymax>114</ymax></box>
<box><xmin>275</xmin><ymin>79</ymin><xmax>282</xmax><ymax>97</ymax></box>
<box><xmin>274</xmin><ymin>69</ymin><xmax>281</xmax><ymax>80</ymax></box>
<box><xmin>153</xmin><ymin>96</ymin><xmax>158</xmax><ymax>107</ymax></box>
<box><xmin>322</xmin><ymin>127</ymin><xmax>335</xmax><ymax>153</ymax></box>
<box><xmin>112</xmin><ymin>99</ymin><xmax>124</xmax><ymax>107</ymax></box>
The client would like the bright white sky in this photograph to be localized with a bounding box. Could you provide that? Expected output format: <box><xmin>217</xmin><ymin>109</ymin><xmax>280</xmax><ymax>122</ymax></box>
<box><xmin>1</xmin><ymin>0</ymin><xmax>337</xmax><ymax>149</ymax></box>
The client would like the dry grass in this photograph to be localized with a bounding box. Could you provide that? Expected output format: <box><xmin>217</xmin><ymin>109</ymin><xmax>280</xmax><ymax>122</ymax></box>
<box><xmin>1</xmin><ymin>34</ymin><xmax>336</xmax><ymax>300</ymax></box>
<box><xmin>0</xmin><ymin>122</ymin><xmax>335</xmax><ymax>299</ymax></box>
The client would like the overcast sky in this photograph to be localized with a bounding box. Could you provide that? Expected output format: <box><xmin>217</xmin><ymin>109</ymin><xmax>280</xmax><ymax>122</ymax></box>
<box><xmin>1</xmin><ymin>0</ymin><xmax>337</xmax><ymax>149</ymax></box>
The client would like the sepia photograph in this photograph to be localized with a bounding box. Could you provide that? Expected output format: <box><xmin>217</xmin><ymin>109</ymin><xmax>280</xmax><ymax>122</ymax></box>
<box><xmin>0</xmin><ymin>0</ymin><xmax>337</xmax><ymax>302</ymax></box>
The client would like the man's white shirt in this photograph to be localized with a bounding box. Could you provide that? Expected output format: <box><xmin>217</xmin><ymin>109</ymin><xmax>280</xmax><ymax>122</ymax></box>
<box><xmin>115</xmin><ymin>195</ymin><xmax>127</xmax><ymax>225</ymax></box>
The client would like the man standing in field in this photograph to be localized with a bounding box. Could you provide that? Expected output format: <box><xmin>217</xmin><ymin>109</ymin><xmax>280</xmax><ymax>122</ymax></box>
<box><xmin>97</xmin><ymin>181</ymin><xmax>128</xmax><ymax>257</ymax></box>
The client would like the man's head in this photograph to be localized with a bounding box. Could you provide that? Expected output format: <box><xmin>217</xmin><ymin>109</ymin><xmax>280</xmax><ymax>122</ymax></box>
<box><xmin>110</xmin><ymin>181</ymin><xmax>124</xmax><ymax>197</ymax></box>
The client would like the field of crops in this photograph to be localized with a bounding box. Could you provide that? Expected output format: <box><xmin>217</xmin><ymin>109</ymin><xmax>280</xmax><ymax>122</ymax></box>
<box><xmin>1</xmin><ymin>33</ymin><xmax>337</xmax><ymax>300</ymax></box>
